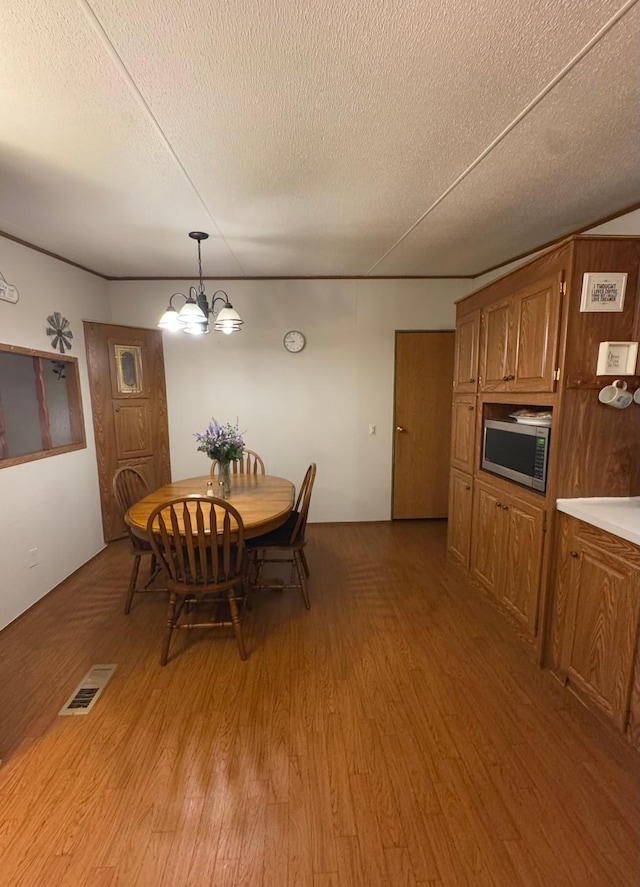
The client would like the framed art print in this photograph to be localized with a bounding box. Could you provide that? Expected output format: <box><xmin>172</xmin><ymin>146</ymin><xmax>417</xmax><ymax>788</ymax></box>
<box><xmin>596</xmin><ymin>341</ymin><xmax>639</xmax><ymax>376</ymax></box>
<box><xmin>580</xmin><ymin>272</ymin><xmax>627</xmax><ymax>312</ymax></box>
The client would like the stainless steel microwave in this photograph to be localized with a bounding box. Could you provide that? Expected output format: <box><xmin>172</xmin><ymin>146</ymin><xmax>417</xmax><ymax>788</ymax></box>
<box><xmin>481</xmin><ymin>419</ymin><xmax>550</xmax><ymax>492</ymax></box>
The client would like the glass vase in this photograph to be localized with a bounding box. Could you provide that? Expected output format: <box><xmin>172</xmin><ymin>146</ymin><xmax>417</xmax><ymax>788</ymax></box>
<box><xmin>218</xmin><ymin>460</ymin><xmax>232</xmax><ymax>499</ymax></box>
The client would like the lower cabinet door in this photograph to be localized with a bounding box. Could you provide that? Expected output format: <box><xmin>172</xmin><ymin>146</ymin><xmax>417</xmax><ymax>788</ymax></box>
<box><xmin>559</xmin><ymin>529</ymin><xmax>640</xmax><ymax>729</ymax></box>
<box><xmin>470</xmin><ymin>482</ymin><xmax>503</xmax><ymax>596</ymax></box>
<box><xmin>447</xmin><ymin>470</ymin><xmax>473</xmax><ymax>568</ymax></box>
<box><xmin>500</xmin><ymin>498</ymin><xmax>544</xmax><ymax>637</ymax></box>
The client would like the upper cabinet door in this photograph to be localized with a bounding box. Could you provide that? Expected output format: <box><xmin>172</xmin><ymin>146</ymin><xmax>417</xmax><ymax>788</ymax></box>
<box><xmin>511</xmin><ymin>274</ymin><xmax>562</xmax><ymax>393</ymax></box>
<box><xmin>453</xmin><ymin>310</ymin><xmax>480</xmax><ymax>393</ymax></box>
<box><xmin>478</xmin><ymin>273</ymin><xmax>562</xmax><ymax>394</ymax></box>
<box><xmin>479</xmin><ymin>300</ymin><xmax>511</xmax><ymax>391</ymax></box>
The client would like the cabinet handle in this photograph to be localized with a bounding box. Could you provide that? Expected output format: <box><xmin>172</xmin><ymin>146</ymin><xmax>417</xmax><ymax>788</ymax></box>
<box><xmin>469</xmin><ymin>377</ymin><xmax>476</xmax><ymax>383</ymax></box>
<box><xmin>467</xmin><ymin>405</ymin><xmax>474</xmax><ymax>411</ymax></box>
<box><xmin>502</xmin><ymin>375</ymin><xmax>509</xmax><ymax>381</ymax></box>
<box><xmin>496</xmin><ymin>501</ymin><xmax>502</xmax><ymax>508</ymax></box>
<box><xmin>570</xmin><ymin>550</ymin><xmax>579</xmax><ymax>559</ymax></box>
<box><xmin>465</xmin><ymin>485</ymin><xmax>471</xmax><ymax>491</ymax></box>
<box><xmin>396</xmin><ymin>426</ymin><xmax>405</xmax><ymax>432</ymax></box>
<box><xmin>502</xmin><ymin>504</ymin><xmax>509</xmax><ymax>511</ymax></box>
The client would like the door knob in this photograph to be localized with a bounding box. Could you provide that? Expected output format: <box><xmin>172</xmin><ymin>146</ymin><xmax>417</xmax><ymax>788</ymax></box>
<box><xmin>396</xmin><ymin>426</ymin><xmax>405</xmax><ymax>432</ymax></box>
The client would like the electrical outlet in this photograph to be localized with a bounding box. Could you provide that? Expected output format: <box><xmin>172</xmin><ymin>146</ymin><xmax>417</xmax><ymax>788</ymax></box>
<box><xmin>28</xmin><ymin>548</ymin><xmax>38</xmax><ymax>568</ymax></box>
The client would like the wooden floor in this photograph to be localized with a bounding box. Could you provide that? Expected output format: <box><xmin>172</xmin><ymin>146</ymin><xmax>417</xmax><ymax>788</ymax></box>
<box><xmin>0</xmin><ymin>521</ymin><xmax>637</xmax><ymax>886</ymax></box>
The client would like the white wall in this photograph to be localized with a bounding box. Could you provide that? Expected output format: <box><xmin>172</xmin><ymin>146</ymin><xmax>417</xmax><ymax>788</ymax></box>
<box><xmin>472</xmin><ymin>209</ymin><xmax>640</xmax><ymax>289</ymax></box>
<box><xmin>0</xmin><ymin>238</ymin><xmax>110</xmax><ymax>629</ymax></box>
<box><xmin>108</xmin><ymin>278</ymin><xmax>471</xmax><ymax>522</ymax></box>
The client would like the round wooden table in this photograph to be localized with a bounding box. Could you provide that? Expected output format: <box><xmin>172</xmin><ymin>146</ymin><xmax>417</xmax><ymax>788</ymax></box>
<box><xmin>125</xmin><ymin>474</ymin><xmax>295</xmax><ymax>541</ymax></box>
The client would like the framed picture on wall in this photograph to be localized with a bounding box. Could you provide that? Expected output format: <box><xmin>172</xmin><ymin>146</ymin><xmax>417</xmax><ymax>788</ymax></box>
<box><xmin>580</xmin><ymin>272</ymin><xmax>627</xmax><ymax>312</ymax></box>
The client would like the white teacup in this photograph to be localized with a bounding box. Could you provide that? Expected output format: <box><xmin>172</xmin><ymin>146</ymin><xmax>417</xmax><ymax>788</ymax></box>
<box><xmin>598</xmin><ymin>380</ymin><xmax>633</xmax><ymax>409</ymax></box>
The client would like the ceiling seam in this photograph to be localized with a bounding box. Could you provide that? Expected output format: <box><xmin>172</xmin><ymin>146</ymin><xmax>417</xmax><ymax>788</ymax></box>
<box><xmin>76</xmin><ymin>0</ymin><xmax>248</xmax><ymax>277</ymax></box>
<box><xmin>366</xmin><ymin>0</ymin><xmax>640</xmax><ymax>275</ymax></box>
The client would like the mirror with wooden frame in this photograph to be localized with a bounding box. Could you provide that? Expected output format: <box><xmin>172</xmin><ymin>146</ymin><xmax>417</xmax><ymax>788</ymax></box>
<box><xmin>0</xmin><ymin>342</ymin><xmax>86</xmax><ymax>468</ymax></box>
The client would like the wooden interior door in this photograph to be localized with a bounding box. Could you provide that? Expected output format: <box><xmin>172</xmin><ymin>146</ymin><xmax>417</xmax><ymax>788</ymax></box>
<box><xmin>84</xmin><ymin>322</ymin><xmax>171</xmax><ymax>542</ymax></box>
<box><xmin>392</xmin><ymin>331</ymin><xmax>455</xmax><ymax>519</ymax></box>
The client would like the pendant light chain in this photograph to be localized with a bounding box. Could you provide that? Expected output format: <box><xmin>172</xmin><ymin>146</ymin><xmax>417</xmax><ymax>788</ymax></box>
<box><xmin>197</xmin><ymin>239</ymin><xmax>205</xmax><ymax>295</ymax></box>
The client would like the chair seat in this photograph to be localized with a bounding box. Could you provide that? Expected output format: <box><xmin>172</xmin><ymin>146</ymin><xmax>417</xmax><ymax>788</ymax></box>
<box><xmin>247</xmin><ymin>511</ymin><xmax>299</xmax><ymax>548</ymax></box>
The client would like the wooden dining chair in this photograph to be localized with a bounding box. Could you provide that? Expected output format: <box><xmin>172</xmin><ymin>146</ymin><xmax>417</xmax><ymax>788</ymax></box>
<box><xmin>209</xmin><ymin>449</ymin><xmax>265</xmax><ymax>477</ymax></box>
<box><xmin>247</xmin><ymin>463</ymin><xmax>316</xmax><ymax>608</ymax></box>
<box><xmin>112</xmin><ymin>466</ymin><xmax>161</xmax><ymax>615</ymax></box>
<box><xmin>146</xmin><ymin>496</ymin><xmax>249</xmax><ymax>665</ymax></box>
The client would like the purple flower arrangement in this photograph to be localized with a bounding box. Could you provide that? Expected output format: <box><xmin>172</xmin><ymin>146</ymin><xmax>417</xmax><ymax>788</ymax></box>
<box><xmin>195</xmin><ymin>418</ymin><xmax>245</xmax><ymax>463</ymax></box>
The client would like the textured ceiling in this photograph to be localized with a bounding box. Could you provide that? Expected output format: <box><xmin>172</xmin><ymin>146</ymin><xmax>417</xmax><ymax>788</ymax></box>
<box><xmin>0</xmin><ymin>0</ymin><xmax>638</xmax><ymax>278</ymax></box>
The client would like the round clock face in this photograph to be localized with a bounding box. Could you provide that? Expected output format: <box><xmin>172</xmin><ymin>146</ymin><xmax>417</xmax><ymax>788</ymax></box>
<box><xmin>283</xmin><ymin>330</ymin><xmax>306</xmax><ymax>353</ymax></box>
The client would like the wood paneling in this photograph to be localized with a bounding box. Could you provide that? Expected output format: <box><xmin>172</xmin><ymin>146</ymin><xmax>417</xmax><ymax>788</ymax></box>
<box><xmin>0</xmin><ymin>521</ymin><xmax>637</xmax><ymax>885</ymax></box>
<box><xmin>564</xmin><ymin>238</ymin><xmax>640</xmax><ymax>389</ymax></box>
<box><xmin>556</xmin><ymin>389</ymin><xmax>640</xmax><ymax>498</ymax></box>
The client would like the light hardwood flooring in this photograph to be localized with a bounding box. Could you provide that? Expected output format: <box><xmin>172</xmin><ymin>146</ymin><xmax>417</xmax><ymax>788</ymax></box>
<box><xmin>0</xmin><ymin>521</ymin><xmax>637</xmax><ymax>886</ymax></box>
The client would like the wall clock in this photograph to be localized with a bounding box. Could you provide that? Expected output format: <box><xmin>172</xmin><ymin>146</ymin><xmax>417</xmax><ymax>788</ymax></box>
<box><xmin>283</xmin><ymin>330</ymin><xmax>306</xmax><ymax>353</ymax></box>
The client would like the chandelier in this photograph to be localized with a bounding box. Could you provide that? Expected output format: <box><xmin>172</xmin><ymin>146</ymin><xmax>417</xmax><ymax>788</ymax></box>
<box><xmin>157</xmin><ymin>231</ymin><xmax>244</xmax><ymax>336</ymax></box>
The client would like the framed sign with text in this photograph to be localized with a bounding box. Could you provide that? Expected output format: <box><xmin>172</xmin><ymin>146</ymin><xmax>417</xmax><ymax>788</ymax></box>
<box><xmin>596</xmin><ymin>341</ymin><xmax>638</xmax><ymax>376</ymax></box>
<box><xmin>580</xmin><ymin>272</ymin><xmax>627</xmax><ymax>312</ymax></box>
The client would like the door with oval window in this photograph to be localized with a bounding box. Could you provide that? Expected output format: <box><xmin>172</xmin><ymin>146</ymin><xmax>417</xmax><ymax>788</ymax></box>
<box><xmin>84</xmin><ymin>321</ymin><xmax>171</xmax><ymax>541</ymax></box>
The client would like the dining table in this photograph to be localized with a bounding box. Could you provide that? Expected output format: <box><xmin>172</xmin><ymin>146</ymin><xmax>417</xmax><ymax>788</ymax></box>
<box><xmin>125</xmin><ymin>473</ymin><xmax>295</xmax><ymax>542</ymax></box>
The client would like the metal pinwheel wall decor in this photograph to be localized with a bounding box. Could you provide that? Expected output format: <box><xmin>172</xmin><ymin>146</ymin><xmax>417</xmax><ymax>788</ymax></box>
<box><xmin>46</xmin><ymin>312</ymin><xmax>74</xmax><ymax>354</ymax></box>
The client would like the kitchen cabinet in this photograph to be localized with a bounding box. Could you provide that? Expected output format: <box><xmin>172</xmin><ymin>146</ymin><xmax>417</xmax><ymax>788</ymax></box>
<box><xmin>555</xmin><ymin>515</ymin><xmax>640</xmax><ymax>730</ymax></box>
<box><xmin>447</xmin><ymin>470</ymin><xmax>473</xmax><ymax>569</ymax></box>
<box><xmin>453</xmin><ymin>310</ymin><xmax>480</xmax><ymax>393</ymax></box>
<box><xmin>470</xmin><ymin>479</ymin><xmax>544</xmax><ymax>637</ymax></box>
<box><xmin>450</xmin><ymin>396</ymin><xmax>477</xmax><ymax>474</ymax></box>
<box><xmin>479</xmin><ymin>273</ymin><xmax>562</xmax><ymax>393</ymax></box>
<box><xmin>448</xmin><ymin>234</ymin><xmax>640</xmax><ymax>667</ymax></box>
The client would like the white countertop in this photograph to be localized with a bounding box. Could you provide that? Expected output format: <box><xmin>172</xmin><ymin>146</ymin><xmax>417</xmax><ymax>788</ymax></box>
<box><xmin>556</xmin><ymin>497</ymin><xmax>640</xmax><ymax>546</ymax></box>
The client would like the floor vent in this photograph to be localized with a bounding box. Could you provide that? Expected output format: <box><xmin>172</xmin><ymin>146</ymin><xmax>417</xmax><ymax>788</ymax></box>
<box><xmin>58</xmin><ymin>664</ymin><xmax>117</xmax><ymax>716</ymax></box>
